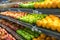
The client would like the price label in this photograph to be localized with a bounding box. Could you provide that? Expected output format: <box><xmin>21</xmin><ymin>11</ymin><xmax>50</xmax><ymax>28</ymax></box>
<box><xmin>33</xmin><ymin>10</ymin><xmax>38</xmax><ymax>13</ymax></box>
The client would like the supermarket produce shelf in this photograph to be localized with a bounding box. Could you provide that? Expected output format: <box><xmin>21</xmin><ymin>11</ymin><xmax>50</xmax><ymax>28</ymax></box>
<box><xmin>0</xmin><ymin>8</ymin><xmax>60</xmax><ymax>14</ymax></box>
<box><xmin>0</xmin><ymin>8</ymin><xmax>33</xmax><ymax>13</ymax></box>
<box><xmin>0</xmin><ymin>23</ymin><xmax>23</xmax><ymax>40</ymax></box>
<box><xmin>0</xmin><ymin>15</ymin><xmax>60</xmax><ymax>40</ymax></box>
<box><xmin>35</xmin><ymin>26</ymin><xmax>60</xmax><ymax>40</ymax></box>
<box><xmin>36</xmin><ymin>9</ymin><xmax>60</xmax><ymax>14</ymax></box>
<box><xmin>0</xmin><ymin>15</ymin><xmax>33</xmax><ymax>29</ymax></box>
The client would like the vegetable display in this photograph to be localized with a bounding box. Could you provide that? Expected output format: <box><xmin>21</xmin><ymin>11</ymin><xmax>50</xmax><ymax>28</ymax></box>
<box><xmin>0</xmin><ymin>27</ymin><xmax>16</xmax><ymax>40</ymax></box>
<box><xmin>16</xmin><ymin>29</ymin><xmax>34</xmax><ymax>40</ymax></box>
<box><xmin>23</xmin><ymin>28</ymin><xmax>40</xmax><ymax>37</ymax></box>
<box><xmin>18</xmin><ymin>0</ymin><xmax>60</xmax><ymax>8</ymax></box>
<box><xmin>19</xmin><ymin>2</ymin><xmax>34</xmax><ymax>8</ymax></box>
<box><xmin>0</xmin><ymin>15</ymin><xmax>58</xmax><ymax>40</ymax></box>
<box><xmin>0</xmin><ymin>19</ymin><xmax>41</xmax><ymax>40</ymax></box>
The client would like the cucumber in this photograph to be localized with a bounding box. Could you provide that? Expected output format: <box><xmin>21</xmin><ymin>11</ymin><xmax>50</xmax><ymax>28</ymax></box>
<box><xmin>22</xmin><ymin>30</ymin><xmax>34</xmax><ymax>38</ymax></box>
<box><xmin>24</xmin><ymin>28</ymin><xmax>40</xmax><ymax>37</ymax></box>
<box><xmin>16</xmin><ymin>29</ymin><xmax>31</xmax><ymax>40</ymax></box>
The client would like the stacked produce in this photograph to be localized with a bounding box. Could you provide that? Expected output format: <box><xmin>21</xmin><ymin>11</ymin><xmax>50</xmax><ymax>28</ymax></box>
<box><xmin>18</xmin><ymin>14</ymin><xmax>47</xmax><ymax>24</ymax></box>
<box><xmin>19</xmin><ymin>2</ymin><xmax>35</xmax><ymax>8</ymax></box>
<box><xmin>0</xmin><ymin>27</ymin><xmax>16</xmax><ymax>40</ymax></box>
<box><xmin>33</xmin><ymin>33</ymin><xmax>57</xmax><ymax>40</ymax></box>
<box><xmin>0</xmin><ymin>19</ymin><xmax>40</xmax><ymax>40</ymax></box>
<box><xmin>0</xmin><ymin>11</ymin><xmax>28</xmax><ymax>18</ymax></box>
<box><xmin>0</xmin><ymin>11</ymin><xmax>47</xmax><ymax>24</ymax></box>
<box><xmin>0</xmin><ymin>19</ymin><xmax>24</xmax><ymax>31</ymax></box>
<box><xmin>1</xmin><ymin>11</ymin><xmax>60</xmax><ymax>32</ymax></box>
<box><xmin>36</xmin><ymin>15</ymin><xmax>60</xmax><ymax>32</ymax></box>
<box><xmin>0</xmin><ymin>15</ymin><xmax>58</xmax><ymax>40</ymax></box>
<box><xmin>16</xmin><ymin>28</ymin><xmax>40</xmax><ymax>40</ymax></box>
<box><xmin>34</xmin><ymin>0</ymin><xmax>60</xmax><ymax>8</ymax></box>
<box><xmin>18</xmin><ymin>0</ymin><xmax>60</xmax><ymax>8</ymax></box>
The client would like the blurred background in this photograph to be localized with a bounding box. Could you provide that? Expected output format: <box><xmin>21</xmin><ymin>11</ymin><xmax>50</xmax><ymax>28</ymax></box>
<box><xmin>0</xmin><ymin>0</ymin><xmax>37</xmax><ymax>2</ymax></box>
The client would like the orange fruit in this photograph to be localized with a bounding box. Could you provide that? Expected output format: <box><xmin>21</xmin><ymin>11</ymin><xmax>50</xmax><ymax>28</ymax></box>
<box><xmin>42</xmin><ymin>2</ymin><xmax>47</xmax><ymax>8</ymax></box>
<box><xmin>39</xmin><ymin>2</ymin><xmax>44</xmax><ymax>8</ymax></box>
<box><xmin>34</xmin><ymin>2</ymin><xmax>39</xmax><ymax>8</ymax></box>
<box><xmin>57</xmin><ymin>21</ymin><xmax>60</xmax><ymax>32</ymax></box>
<box><xmin>36</xmin><ymin>20</ymin><xmax>42</xmax><ymax>27</ymax></box>
<box><xmin>46</xmin><ymin>1</ymin><xmax>52</xmax><ymax>8</ymax></box>
<box><xmin>57</xmin><ymin>1</ymin><xmax>60</xmax><ymax>8</ymax></box>
<box><xmin>42</xmin><ymin>19</ymin><xmax>47</xmax><ymax>28</ymax></box>
<box><xmin>51</xmin><ymin>1</ymin><xmax>57</xmax><ymax>8</ymax></box>
<box><xmin>33</xmin><ymin>38</ymin><xmax>37</xmax><ymax>40</ymax></box>
<box><xmin>46</xmin><ymin>37</ymin><xmax>51</xmax><ymax>40</ymax></box>
<box><xmin>40</xmin><ymin>34</ymin><xmax>46</xmax><ymax>39</ymax></box>
<box><xmin>51</xmin><ymin>19</ymin><xmax>59</xmax><ymax>31</ymax></box>
<box><xmin>37</xmin><ymin>37</ymin><xmax>42</xmax><ymax>40</ymax></box>
<box><xmin>51</xmin><ymin>37</ymin><xmax>57</xmax><ymax>40</ymax></box>
<box><xmin>45</xmin><ymin>17</ymin><xmax>53</xmax><ymax>29</ymax></box>
<box><xmin>57</xmin><ymin>26</ymin><xmax>60</xmax><ymax>32</ymax></box>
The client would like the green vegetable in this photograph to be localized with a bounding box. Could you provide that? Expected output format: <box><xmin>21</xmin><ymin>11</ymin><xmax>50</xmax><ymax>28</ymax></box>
<box><xmin>37</xmin><ymin>0</ymin><xmax>45</xmax><ymax>2</ymax></box>
<box><xmin>24</xmin><ymin>28</ymin><xmax>40</xmax><ymax>37</ymax></box>
<box><xmin>19</xmin><ymin>3</ymin><xmax>34</xmax><ymax>8</ymax></box>
<box><xmin>16</xmin><ymin>29</ymin><xmax>34</xmax><ymax>40</ymax></box>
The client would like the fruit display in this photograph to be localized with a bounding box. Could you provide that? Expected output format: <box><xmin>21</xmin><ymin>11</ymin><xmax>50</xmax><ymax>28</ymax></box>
<box><xmin>0</xmin><ymin>19</ymin><xmax>40</xmax><ymax>40</ymax></box>
<box><xmin>0</xmin><ymin>11</ymin><xmax>28</xmax><ymax>18</ymax></box>
<box><xmin>0</xmin><ymin>11</ymin><xmax>60</xmax><ymax>40</ymax></box>
<box><xmin>0</xmin><ymin>19</ymin><xmax>24</xmax><ymax>31</ymax></box>
<box><xmin>0</xmin><ymin>11</ymin><xmax>47</xmax><ymax>24</ymax></box>
<box><xmin>0</xmin><ymin>0</ymin><xmax>60</xmax><ymax>39</ymax></box>
<box><xmin>18</xmin><ymin>0</ymin><xmax>60</xmax><ymax>8</ymax></box>
<box><xmin>1</xmin><ymin>11</ymin><xmax>60</xmax><ymax>33</ymax></box>
<box><xmin>19</xmin><ymin>2</ymin><xmax>35</xmax><ymax>8</ymax></box>
<box><xmin>36</xmin><ymin>15</ymin><xmax>60</xmax><ymax>32</ymax></box>
<box><xmin>0</xmin><ymin>27</ymin><xmax>16</xmax><ymax>40</ymax></box>
<box><xmin>1</xmin><ymin>11</ymin><xmax>60</xmax><ymax>32</ymax></box>
<box><xmin>33</xmin><ymin>34</ymin><xmax>57</xmax><ymax>40</ymax></box>
<box><xmin>18</xmin><ymin>14</ymin><xmax>47</xmax><ymax>24</ymax></box>
<box><xmin>0</xmin><ymin>14</ymin><xmax>57</xmax><ymax>40</ymax></box>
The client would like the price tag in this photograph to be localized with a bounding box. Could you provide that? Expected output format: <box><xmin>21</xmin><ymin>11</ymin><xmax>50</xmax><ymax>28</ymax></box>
<box><xmin>33</xmin><ymin>10</ymin><xmax>38</xmax><ymax>13</ymax></box>
<box><xmin>8</xmin><ymin>9</ymin><xmax>11</xmax><ymax>11</ymax></box>
<box><xmin>18</xmin><ymin>9</ymin><xmax>21</xmax><ymax>12</ymax></box>
<box><xmin>39</xmin><ymin>12</ymin><xmax>42</xmax><ymax>14</ymax></box>
<box><xmin>32</xmin><ymin>26</ymin><xmax>36</xmax><ymax>31</ymax></box>
<box><xmin>32</xmin><ymin>26</ymin><xmax>42</xmax><ymax>33</ymax></box>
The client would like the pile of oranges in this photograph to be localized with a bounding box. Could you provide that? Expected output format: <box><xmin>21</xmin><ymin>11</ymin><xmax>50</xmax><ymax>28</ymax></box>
<box><xmin>33</xmin><ymin>33</ymin><xmax>57</xmax><ymax>40</ymax></box>
<box><xmin>34</xmin><ymin>0</ymin><xmax>60</xmax><ymax>8</ymax></box>
<box><xmin>36</xmin><ymin>15</ymin><xmax>60</xmax><ymax>32</ymax></box>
